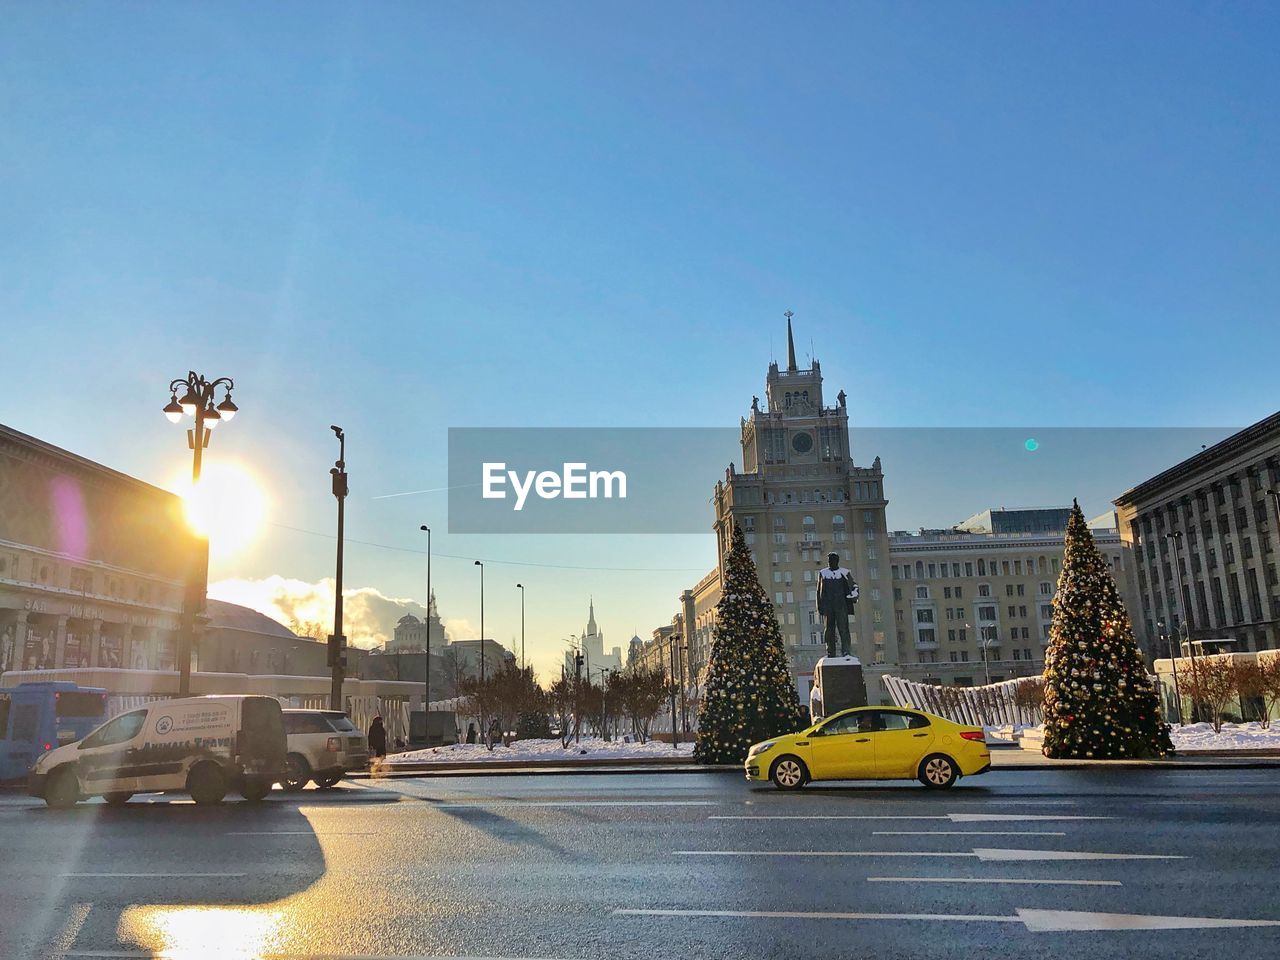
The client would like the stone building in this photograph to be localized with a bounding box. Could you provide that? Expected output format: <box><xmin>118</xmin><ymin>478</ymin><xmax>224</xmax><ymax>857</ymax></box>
<box><xmin>386</xmin><ymin>591</ymin><xmax>448</xmax><ymax>653</ymax></box>
<box><xmin>708</xmin><ymin>315</ymin><xmax>895</xmax><ymax>684</ymax></box>
<box><xmin>563</xmin><ymin>600</ymin><xmax>623</xmax><ymax>676</ymax></box>
<box><xmin>882</xmin><ymin>511</ymin><xmax>1135</xmax><ymax>690</ymax></box>
<box><xmin>0</xmin><ymin>423</ymin><xmax>197</xmax><ymax>676</ymax></box>
<box><xmin>1114</xmin><ymin>409</ymin><xmax>1280</xmax><ymax>657</ymax></box>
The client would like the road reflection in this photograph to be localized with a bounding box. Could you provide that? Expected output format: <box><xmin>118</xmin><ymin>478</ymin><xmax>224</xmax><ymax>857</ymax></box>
<box><xmin>117</xmin><ymin>904</ymin><xmax>287</xmax><ymax>960</ymax></box>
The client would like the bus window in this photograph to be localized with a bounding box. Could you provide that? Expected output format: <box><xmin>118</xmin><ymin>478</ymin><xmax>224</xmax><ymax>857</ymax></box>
<box><xmin>0</xmin><ymin>695</ymin><xmax>9</xmax><ymax>738</ymax></box>
<box><xmin>12</xmin><ymin>704</ymin><xmax>38</xmax><ymax>742</ymax></box>
<box><xmin>55</xmin><ymin>692</ymin><xmax>106</xmax><ymax>720</ymax></box>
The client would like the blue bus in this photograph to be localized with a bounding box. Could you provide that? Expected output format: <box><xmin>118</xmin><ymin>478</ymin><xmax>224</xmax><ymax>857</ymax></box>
<box><xmin>0</xmin><ymin>682</ymin><xmax>109</xmax><ymax>782</ymax></box>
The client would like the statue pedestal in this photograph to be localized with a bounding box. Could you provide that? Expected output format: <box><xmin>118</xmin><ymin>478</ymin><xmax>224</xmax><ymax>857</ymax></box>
<box><xmin>809</xmin><ymin>656</ymin><xmax>868</xmax><ymax>722</ymax></box>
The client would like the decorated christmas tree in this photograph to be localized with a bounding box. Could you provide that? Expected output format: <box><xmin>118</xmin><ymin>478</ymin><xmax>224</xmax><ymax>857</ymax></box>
<box><xmin>694</xmin><ymin>524</ymin><xmax>809</xmax><ymax>764</ymax></box>
<box><xmin>1042</xmin><ymin>501</ymin><xmax>1173</xmax><ymax>759</ymax></box>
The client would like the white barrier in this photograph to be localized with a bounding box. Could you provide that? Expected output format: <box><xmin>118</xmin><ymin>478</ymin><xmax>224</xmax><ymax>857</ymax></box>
<box><xmin>880</xmin><ymin>674</ymin><xmax>1042</xmax><ymax>727</ymax></box>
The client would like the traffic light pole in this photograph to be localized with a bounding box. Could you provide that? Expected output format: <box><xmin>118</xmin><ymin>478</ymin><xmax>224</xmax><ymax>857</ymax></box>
<box><xmin>328</xmin><ymin>427</ymin><xmax>348</xmax><ymax>711</ymax></box>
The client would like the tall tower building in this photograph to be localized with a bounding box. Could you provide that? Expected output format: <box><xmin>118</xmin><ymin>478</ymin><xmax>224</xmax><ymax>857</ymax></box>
<box><xmin>712</xmin><ymin>314</ymin><xmax>897</xmax><ymax>685</ymax></box>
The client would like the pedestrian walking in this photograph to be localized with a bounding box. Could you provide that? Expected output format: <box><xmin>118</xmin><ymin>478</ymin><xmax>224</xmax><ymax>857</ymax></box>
<box><xmin>368</xmin><ymin>715</ymin><xmax>387</xmax><ymax>758</ymax></box>
<box><xmin>465</xmin><ymin>721</ymin><xmax>477</xmax><ymax>744</ymax></box>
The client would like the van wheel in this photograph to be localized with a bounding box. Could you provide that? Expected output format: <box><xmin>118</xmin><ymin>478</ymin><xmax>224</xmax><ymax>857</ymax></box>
<box><xmin>187</xmin><ymin>763</ymin><xmax>227</xmax><ymax>805</ymax></box>
<box><xmin>770</xmin><ymin>755</ymin><xmax>808</xmax><ymax>790</ymax></box>
<box><xmin>45</xmin><ymin>768</ymin><xmax>81</xmax><ymax>809</ymax></box>
<box><xmin>240</xmin><ymin>777</ymin><xmax>272</xmax><ymax>802</ymax></box>
<box><xmin>281</xmin><ymin>754</ymin><xmax>311</xmax><ymax>792</ymax></box>
<box><xmin>918</xmin><ymin>754</ymin><xmax>959</xmax><ymax>789</ymax></box>
<box><xmin>315</xmin><ymin>774</ymin><xmax>342</xmax><ymax>789</ymax></box>
<box><xmin>103</xmin><ymin>792</ymin><xmax>134</xmax><ymax>806</ymax></box>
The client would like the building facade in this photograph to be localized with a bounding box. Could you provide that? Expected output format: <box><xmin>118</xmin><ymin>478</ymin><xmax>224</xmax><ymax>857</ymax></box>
<box><xmin>1114</xmin><ymin>410</ymin><xmax>1280</xmax><ymax>658</ymax></box>
<box><xmin>0</xmin><ymin>424</ymin><xmax>198</xmax><ymax>676</ymax></box>
<box><xmin>883</xmin><ymin>513</ymin><xmax>1135</xmax><ymax>689</ymax></box>
<box><xmin>709</xmin><ymin>316</ymin><xmax>896</xmax><ymax>684</ymax></box>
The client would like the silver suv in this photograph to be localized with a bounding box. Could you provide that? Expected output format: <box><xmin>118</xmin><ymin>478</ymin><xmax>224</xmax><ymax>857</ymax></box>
<box><xmin>280</xmin><ymin>709</ymin><xmax>369</xmax><ymax>791</ymax></box>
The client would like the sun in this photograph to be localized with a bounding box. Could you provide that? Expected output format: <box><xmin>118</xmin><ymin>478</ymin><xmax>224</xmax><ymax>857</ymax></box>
<box><xmin>170</xmin><ymin>461</ymin><xmax>267</xmax><ymax>559</ymax></box>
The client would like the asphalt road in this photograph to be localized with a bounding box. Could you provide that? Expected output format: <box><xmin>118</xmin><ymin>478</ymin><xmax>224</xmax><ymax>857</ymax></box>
<box><xmin>3</xmin><ymin>765</ymin><xmax>1280</xmax><ymax>960</ymax></box>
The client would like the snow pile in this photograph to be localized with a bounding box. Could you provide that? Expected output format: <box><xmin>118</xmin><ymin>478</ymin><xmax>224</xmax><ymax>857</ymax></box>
<box><xmin>1170</xmin><ymin>721</ymin><xmax>1280</xmax><ymax>751</ymax></box>
<box><xmin>1007</xmin><ymin>721</ymin><xmax>1280</xmax><ymax>752</ymax></box>
<box><xmin>387</xmin><ymin>737</ymin><xmax>695</xmax><ymax>765</ymax></box>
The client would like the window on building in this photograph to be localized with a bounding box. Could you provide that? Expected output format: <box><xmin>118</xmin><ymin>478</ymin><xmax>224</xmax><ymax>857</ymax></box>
<box><xmin>915</xmin><ymin>586</ymin><xmax>928</xmax><ymax>599</ymax></box>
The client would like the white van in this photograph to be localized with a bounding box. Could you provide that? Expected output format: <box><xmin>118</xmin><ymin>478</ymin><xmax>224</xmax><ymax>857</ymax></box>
<box><xmin>28</xmin><ymin>695</ymin><xmax>286</xmax><ymax>808</ymax></box>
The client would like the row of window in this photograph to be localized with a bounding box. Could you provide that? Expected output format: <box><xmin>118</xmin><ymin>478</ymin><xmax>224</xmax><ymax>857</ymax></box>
<box><xmin>0</xmin><ymin>554</ymin><xmax>162</xmax><ymax>605</ymax></box>
<box><xmin>893</xmin><ymin>557</ymin><xmax>1064</xmax><ymax>580</ymax></box>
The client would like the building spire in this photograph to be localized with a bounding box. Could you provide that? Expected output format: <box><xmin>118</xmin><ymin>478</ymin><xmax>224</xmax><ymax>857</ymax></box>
<box><xmin>586</xmin><ymin>596</ymin><xmax>598</xmax><ymax>636</ymax></box>
<box><xmin>784</xmin><ymin>310</ymin><xmax>798</xmax><ymax>372</ymax></box>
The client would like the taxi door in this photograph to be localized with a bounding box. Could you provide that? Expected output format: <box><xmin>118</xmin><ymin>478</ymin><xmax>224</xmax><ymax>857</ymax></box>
<box><xmin>871</xmin><ymin>710</ymin><xmax>935</xmax><ymax>778</ymax></box>
<box><xmin>807</xmin><ymin>710</ymin><xmax>877</xmax><ymax>781</ymax></box>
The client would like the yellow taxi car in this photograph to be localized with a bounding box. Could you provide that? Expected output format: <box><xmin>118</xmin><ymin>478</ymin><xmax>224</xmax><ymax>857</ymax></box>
<box><xmin>745</xmin><ymin>706</ymin><xmax>990</xmax><ymax>790</ymax></box>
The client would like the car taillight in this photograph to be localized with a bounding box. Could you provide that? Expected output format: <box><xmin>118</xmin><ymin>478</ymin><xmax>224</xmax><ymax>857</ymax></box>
<box><xmin>326</xmin><ymin>737</ymin><xmax>340</xmax><ymax>752</ymax></box>
<box><xmin>43</xmin><ymin>742</ymin><xmax>52</xmax><ymax>751</ymax></box>
<box><xmin>959</xmin><ymin>730</ymin><xmax>985</xmax><ymax>742</ymax></box>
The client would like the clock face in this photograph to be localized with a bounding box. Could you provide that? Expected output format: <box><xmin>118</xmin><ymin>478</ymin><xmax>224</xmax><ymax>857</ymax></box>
<box><xmin>791</xmin><ymin>431</ymin><xmax>814</xmax><ymax>454</ymax></box>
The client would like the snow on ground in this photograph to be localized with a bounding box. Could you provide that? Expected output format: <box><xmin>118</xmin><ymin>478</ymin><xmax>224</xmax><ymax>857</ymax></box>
<box><xmin>387</xmin><ymin>737</ymin><xmax>695</xmax><ymax>764</ymax></box>
<box><xmin>1169</xmin><ymin>721</ymin><xmax>1280</xmax><ymax>751</ymax></box>
<box><xmin>1008</xmin><ymin>722</ymin><xmax>1280</xmax><ymax>752</ymax></box>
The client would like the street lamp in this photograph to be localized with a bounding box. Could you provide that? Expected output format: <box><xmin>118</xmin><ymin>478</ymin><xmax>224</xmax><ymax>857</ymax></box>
<box><xmin>679</xmin><ymin>643</ymin><xmax>690</xmax><ymax>735</ymax></box>
<box><xmin>163</xmin><ymin>370</ymin><xmax>237</xmax><ymax>694</ymax></box>
<box><xmin>965</xmin><ymin>622</ymin><xmax>992</xmax><ymax>686</ymax></box>
<box><xmin>474</xmin><ymin>560</ymin><xmax>486</xmax><ymax>683</ymax></box>
<box><xmin>1166</xmin><ymin>530</ymin><xmax>1198</xmax><ymax>722</ymax></box>
<box><xmin>516</xmin><ymin>583</ymin><xmax>526</xmax><ymax>672</ymax></box>
<box><xmin>328</xmin><ymin>426</ymin><xmax>348</xmax><ymax>711</ymax></box>
<box><xmin>420</xmin><ymin>525</ymin><xmax>432</xmax><ymax>720</ymax></box>
<box><xmin>669</xmin><ymin>633</ymin><xmax>682</xmax><ymax>750</ymax></box>
<box><xmin>1157</xmin><ymin>617</ymin><xmax>1185</xmax><ymax>725</ymax></box>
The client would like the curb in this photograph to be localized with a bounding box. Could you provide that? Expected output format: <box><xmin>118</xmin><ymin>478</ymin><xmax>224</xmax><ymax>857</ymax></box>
<box><xmin>371</xmin><ymin>755</ymin><xmax>698</xmax><ymax>774</ymax></box>
<box><xmin>350</xmin><ymin>764</ymin><xmax>734</xmax><ymax>780</ymax></box>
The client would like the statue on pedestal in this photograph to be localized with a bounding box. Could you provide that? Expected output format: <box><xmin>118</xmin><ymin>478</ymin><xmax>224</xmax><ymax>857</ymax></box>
<box><xmin>817</xmin><ymin>551</ymin><xmax>859</xmax><ymax>658</ymax></box>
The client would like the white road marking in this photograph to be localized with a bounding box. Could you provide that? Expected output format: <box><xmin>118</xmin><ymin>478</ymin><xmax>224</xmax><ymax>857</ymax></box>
<box><xmin>615</xmin><ymin>907</ymin><xmax>1280</xmax><ymax>931</ymax></box>
<box><xmin>60</xmin><ymin>872</ymin><xmax>247</xmax><ymax>878</ymax></box>
<box><xmin>431</xmin><ymin>800</ymin><xmax>720</xmax><ymax>807</ymax></box>
<box><xmin>711</xmin><ymin>813</ymin><xmax>1109</xmax><ymax>822</ymax></box>
<box><xmin>873</xmin><ymin>831</ymin><xmax>1067</xmax><ymax>837</ymax></box>
<box><xmin>675</xmin><ymin>848</ymin><xmax>1183</xmax><ymax>862</ymax></box>
<box><xmin>973</xmin><ymin>848</ymin><xmax>1185</xmax><ymax>862</ymax></box>
<box><xmin>226</xmin><ymin>831</ymin><xmax>379</xmax><ymax>836</ymax></box>
<box><xmin>675</xmin><ymin>850</ymin><xmax>973</xmax><ymax>857</ymax></box>
<box><xmin>869</xmin><ymin>876</ymin><xmax>1121</xmax><ymax>887</ymax></box>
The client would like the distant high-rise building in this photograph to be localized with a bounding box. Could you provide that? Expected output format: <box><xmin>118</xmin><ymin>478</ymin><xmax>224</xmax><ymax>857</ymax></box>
<box><xmin>564</xmin><ymin>598</ymin><xmax>623</xmax><ymax>675</ymax></box>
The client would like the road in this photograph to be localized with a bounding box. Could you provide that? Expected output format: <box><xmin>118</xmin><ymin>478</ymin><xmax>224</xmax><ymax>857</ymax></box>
<box><xmin>2</xmin><ymin>765</ymin><xmax>1280</xmax><ymax>959</ymax></box>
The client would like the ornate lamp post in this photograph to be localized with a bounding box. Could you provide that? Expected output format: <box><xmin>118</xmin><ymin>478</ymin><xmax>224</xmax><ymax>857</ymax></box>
<box><xmin>163</xmin><ymin>371</ymin><xmax>238</xmax><ymax>694</ymax></box>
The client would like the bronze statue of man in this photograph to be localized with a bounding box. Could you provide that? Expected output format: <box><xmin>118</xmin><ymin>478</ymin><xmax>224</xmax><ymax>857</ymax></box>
<box><xmin>817</xmin><ymin>551</ymin><xmax>859</xmax><ymax>658</ymax></box>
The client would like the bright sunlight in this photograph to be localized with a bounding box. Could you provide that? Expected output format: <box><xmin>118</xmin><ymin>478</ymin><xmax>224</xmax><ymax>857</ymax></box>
<box><xmin>170</xmin><ymin>460</ymin><xmax>267</xmax><ymax>559</ymax></box>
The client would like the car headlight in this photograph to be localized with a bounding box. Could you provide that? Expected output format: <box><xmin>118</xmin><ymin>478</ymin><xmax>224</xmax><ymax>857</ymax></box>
<box><xmin>749</xmin><ymin>740</ymin><xmax>776</xmax><ymax>756</ymax></box>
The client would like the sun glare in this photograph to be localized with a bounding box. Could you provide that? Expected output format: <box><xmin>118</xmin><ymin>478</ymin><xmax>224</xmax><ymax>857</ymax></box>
<box><xmin>171</xmin><ymin>461</ymin><xmax>267</xmax><ymax>558</ymax></box>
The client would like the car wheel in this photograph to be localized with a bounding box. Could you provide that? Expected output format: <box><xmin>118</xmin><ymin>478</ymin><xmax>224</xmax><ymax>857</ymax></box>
<box><xmin>281</xmin><ymin>753</ymin><xmax>311</xmax><ymax>792</ymax></box>
<box><xmin>240</xmin><ymin>777</ymin><xmax>272</xmax><ymax>802</ymax></box>
<box><xmin>919</xmin><ymin>754</ymin><xmax>959</xmax><ymax>789</ymax></box>
<box><xmin>314</xmin><ymin>774</ymin><xmax>342</xmax><ymax>790</ymax></box>
<box><xmin>770</xmin><ymin>755</ymin><xmax>808</xmax><ymax>791</ymax></box>
<box><xmin>187</xmin><ymin>763</ymin><xmax>227</xmax><ymax>805</ymax></box>
<box><xmin>45</xmin><ymin>768</ymin><xmax>81</xmax><ymax>809</ymax></box>
<box><xmin>103</xmin><ymin>792</ymin><xmax>134</xmax><ymax>806</ymax></box>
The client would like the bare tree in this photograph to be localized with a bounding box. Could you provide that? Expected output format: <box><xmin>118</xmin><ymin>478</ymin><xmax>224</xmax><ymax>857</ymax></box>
<box><xmin>1177</xmin><ymin>656</ymin><xmax>1238</xmax><ymax>732</ymax></box>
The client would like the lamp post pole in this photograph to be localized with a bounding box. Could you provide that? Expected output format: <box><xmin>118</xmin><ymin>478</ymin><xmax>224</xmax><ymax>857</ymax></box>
<box><xmin>516</xmin><ymin>583</ymin><xmax>526</xmax><ymax>672</ymax></box>
<box><xmin>164</xmin><ymin>371</ymin><xmax>238</xmax><ymax>695</ymax></box>
<box><xmin>474</xmin><ymin>561</ymin><xmax>485</xmax><ymax>683</ymax></box>
<box><xmin>980</xmin><ymin>626</ymin><xmax>993</xmax><ymax>686</ymax></box>
<box><xmin>679</xmin><ymin>642</ymin><xmax>689</xmax><ymax>735</ymax></box>
<box><xmin>328</xmin><ymin>427</ymin><xmax>348</xmax><ymax>711</ymax></box>
<box><xmin>1166</xmin><ymin>530</ymin><xmax>1197</xmax><ymax>722</ymax></box>
<box><xmin>420</xmin><ymin>525</ymin><xmax>431</xmax><ymax>725</ymax></box>
<box><xmin>669</xmin><ymin>635</ymin><xmax>680</xmax><ymax>750</ymax></box>
<box><xmin>1158</xmin><ymin>617</ymin><xmax>1185</xmax><ymax>725</ymax></box>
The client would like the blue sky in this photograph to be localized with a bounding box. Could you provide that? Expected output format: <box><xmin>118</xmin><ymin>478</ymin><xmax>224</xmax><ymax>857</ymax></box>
<box><xmin>2</xmin><ymin>3</ymin><xmax>1277</xmax><ymax>677</ymax></box>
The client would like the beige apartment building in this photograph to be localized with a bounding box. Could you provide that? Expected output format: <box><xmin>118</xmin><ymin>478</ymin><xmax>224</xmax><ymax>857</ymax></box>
<box><xmin>884</xmin><ymin>514</ymin><xmax>1135</xmax><ymax>688</ymax></box>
